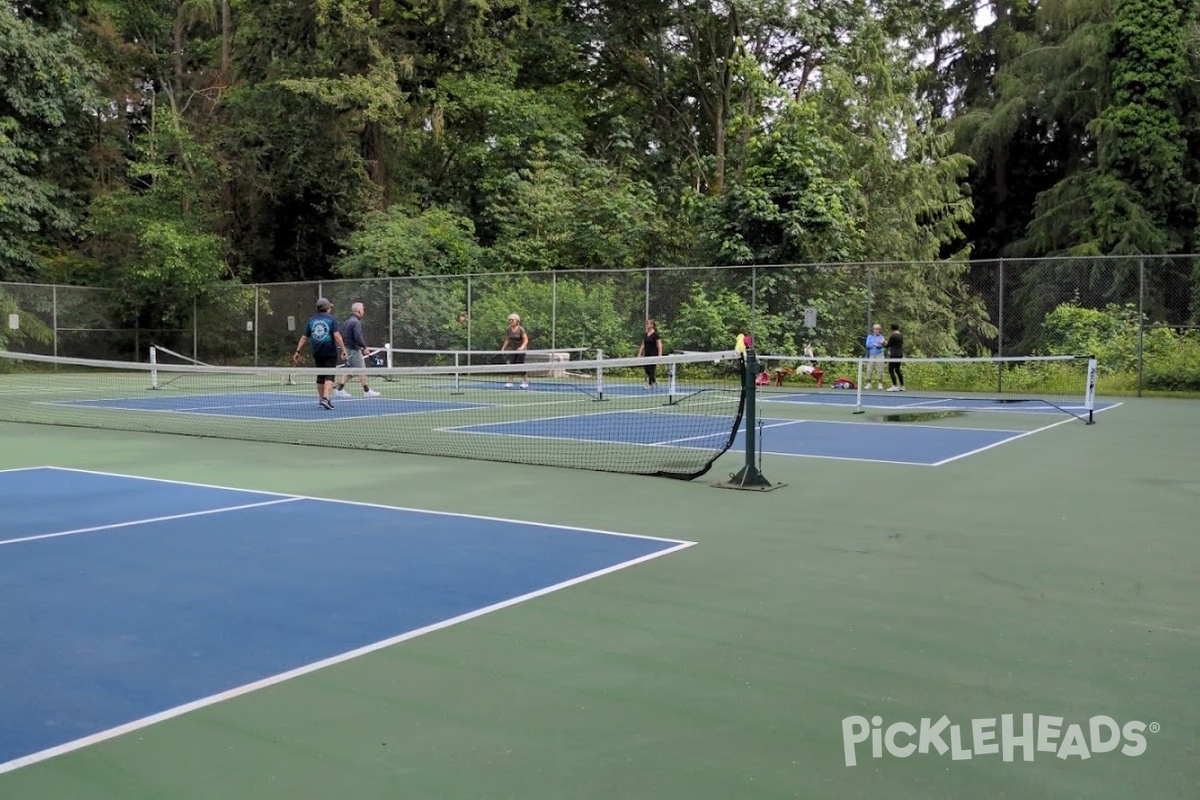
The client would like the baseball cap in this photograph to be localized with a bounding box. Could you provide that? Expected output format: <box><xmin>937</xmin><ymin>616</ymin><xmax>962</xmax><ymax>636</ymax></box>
<box><xmin>316</xmin><ymin>298</ymin><xmax>332</xmax><ymax>311</ymax></box>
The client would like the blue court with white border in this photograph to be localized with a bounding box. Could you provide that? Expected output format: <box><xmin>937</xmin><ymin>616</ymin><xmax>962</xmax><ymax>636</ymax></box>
<box><xmin>443</xmin><ymin>412</ymin><xmax>1038</xmax><ymax>466</ymax></box>
<box><xmin>43</xmin><ymin>389</ymin><xmax>1110</xmax><ymax>465</ymax></box>
<box><xmin>0</xmin><ymin>467</ymin><xmax>689</xmax><ymax>772</ymax></box>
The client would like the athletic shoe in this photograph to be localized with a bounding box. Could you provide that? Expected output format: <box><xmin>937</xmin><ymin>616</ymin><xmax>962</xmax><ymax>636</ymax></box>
<box><xmin>520</xmin><ymin>382</ymin><xmax>529</xmax><ymax>389</ymax></box>
<box><xmin>505</xmin><ymin>382</ymin><xmax>514</xmax><ymax>388</ymax></box>
<box><xmin>876</xmin><ymin>384</ymin><xmax>884</xmax><ymax>390</ymax></box>
<box><xmin>320</xmin><ymin>398</ymin><xmax>334</xmax><ymax>410</ymax></box>
<box><xmin>334</xmin><ymin>389</ymin><xmax>352</xmax><ymax>399</ymax></box>
<box><xmin>886</xmin><ymin>385</ymin><xmax>900</xmax><ymax>392</ymax></box>
<box><xmin>899</xmin><ymin>386</ymin><xmax>906</xmax><ymax>392</ymax></box>
<box><xmin>364</xmin><ymin>389</ymin><xmax>381</xmax><ymax>397</ymax></box>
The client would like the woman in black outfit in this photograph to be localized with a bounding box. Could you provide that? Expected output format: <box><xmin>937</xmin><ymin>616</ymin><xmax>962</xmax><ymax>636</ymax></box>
<box><xmin>886</xmin><ymin>323</ymin><xmax>905</xmax><ymax>391</ymax></box>
<box><xmin>637</xmin><ymin>319</ymin><xmax>663</xmax><ymax>388</ymax></box>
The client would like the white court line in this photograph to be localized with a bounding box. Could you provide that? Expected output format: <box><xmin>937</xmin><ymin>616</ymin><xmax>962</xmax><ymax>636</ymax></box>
<box><xmin>757</xmin><ymin>450</ymin><xmax>937</xmax><ymax>467</ymax></box>
<box><xmin>0</xmin><ymin>540</ymin><xmax>693</xmax><ymax>776</ymax></box>
<box><xmin>33</xmin><ymin>398</ymin><xmax>494</xmax><ymax>423</ymax></box>
<box><xmin>795</xmin><ymin>417</ymin><xmax>1024</xmax><ymax>434</ymax></box>
<box><xmin>26</xmin><ymin>466</ymin><xmax>696</xmax><ymax>545</ymax></box>
<box><xmin>0</xmin><ymin>466</ymin><xmax>700</xmax><ymax>774</ymax></box>
<box><xmin>0</xmin><ymin>497</ymin><xmax>304</xmax><ymax>546</ymax></box>
<box><xmin>927</xmin><ymin>399</ymin><xmax>1123</xmax><ymax>466</ymax></box>
<box><xmin>929</xmin><ymin>417</ymin><xmax>1077</xmax><ymax>466</ymax></box>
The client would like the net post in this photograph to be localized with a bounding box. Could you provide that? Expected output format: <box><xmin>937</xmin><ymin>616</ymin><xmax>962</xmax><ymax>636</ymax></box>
<box><xmin>852</xmin><ymin>359</ymin><xmax>865</xmax><ymax>414</ymax></box>
<box><xmin>668</xmin><ymin>361</ymin><xmax>678</xmax><ymax>405</ymax></box>
<box><xmin>453</xmin><ymin>351</ymin><xmax>462</xmax><ymax>395</ymax></box>
<box><xmin>1084</xmin><ymin>356</ymin><xmax>1098</xmax><ymax>424</ymax></box>
<box><xmin>385</xmin><ymin>343</ymin><xmax>393</xmax><ymax>369</ymax></box>
<box><xmin>718</xmin><ymin>349</ymin><xmax>782</xmax><ymax>491</ymax></box>
<box><xmin>596</xmin><ymin>349</ymin><xmax>604</xmax><ymax>401</ymax></box>
<box><xmin>149</xmin><ymin>345</ymin><xmax>159</xmax><ymax>390</ymax></box>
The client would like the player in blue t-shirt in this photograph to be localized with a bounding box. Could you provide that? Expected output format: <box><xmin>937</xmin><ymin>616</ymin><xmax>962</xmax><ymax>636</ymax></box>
<box><xmin>864</xmin><ymin>323</ymin><xmax>886</xmax><ymax>391</ymax></box>
<box><xmin>293</xmin><ymin>297</ymin><xmax>348</xmax><ymax>410</ymax></box>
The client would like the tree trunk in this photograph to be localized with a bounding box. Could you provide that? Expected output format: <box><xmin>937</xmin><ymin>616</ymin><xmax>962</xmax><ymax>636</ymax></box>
<box><xmin>220</xmin><ymin>0</ymin><xmax>232</xmax><ymax>81</ymax></box>
<box><xmin>363</xmin><ymin>0</ymin><xmax>385</xmax><ymax>200</ymax></box>
<box><xmin>171</xmin><ymin>3</ymin><xmax>185</xmax><ymax>112</ymax></box>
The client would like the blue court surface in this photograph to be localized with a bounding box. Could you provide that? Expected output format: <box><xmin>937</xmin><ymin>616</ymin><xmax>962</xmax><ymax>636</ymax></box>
<box><xmin>761</xmin><ymin>389</ymin><xmax>1118</xmax><ymax>414</ymax></box>
<box><xmin>0</xmin><ymin>467</ymin><xmax>689</xmax><ymax>771</ymax></box>
<box><xmin>46</xmin><ymin>391</ymin><xmax>488</xmax><ymax>421</ymax></box>
<box><xmin>444</xmin><ymin>411</ymin><xmax>1036</xmax><ymax>465</ymax></box>
<box><xmin>745</xmin><ymin>419</ymin><xmax>1027</xmax><ymax>465</ymax></box>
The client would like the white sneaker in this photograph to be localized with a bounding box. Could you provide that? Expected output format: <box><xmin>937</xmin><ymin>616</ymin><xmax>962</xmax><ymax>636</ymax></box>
<box><xmin>876</xmin><ymin>384</ymin><xmax>884</xmax><ymax>390</ymax></box>
<box><xmin>363</xmin><ymin>389</ymin><xmax>381</xmax><ymax>397</ymax></box>
<box><xmin>886</xmin><ymin>385</ymin><xmax>899</xmax><ymax>392</ymax></box>
<box><xmin>334</xmin><ymin>389</ymin><xmax>352</xmax><ymax>399</ymax></box>
<box><xmin>899</xmin><ymin>386</ymin><xmax>906</xmax><ymax>392</ymax></box>
<box><xmin>520</xmin><ymin>382</ymin><xmax>529</xmax><ymax>390</ymax></box>
<box><xmin>505</xmin><ymin>382</ymin><xmax>514</xmax><ymax>388</ymax></box>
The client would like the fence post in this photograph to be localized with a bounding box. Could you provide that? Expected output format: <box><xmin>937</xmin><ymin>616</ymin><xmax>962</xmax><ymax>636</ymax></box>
<box><xmin>1138</xmin><ymin>257</ymin><xmax>1145</xmax><ymax>397</ymax></box>
<box><xmin>466</xmin><ymin>275</ymin><xmax>473</xmax><ymax>364</ymax></box>
<box><xmin>644</xmin><ymin>268</ymin><xmax>650</xmax><ymax>326</ymax></box>
<box><xmin>52</xmin><ymin>285</ymin><xmax>58</xmax><ymax>358</ymax></box>
<box><xmin>865</xmin><ymin>266</ymin><xmax>874</xmax><ymax>333</ymax></box>
<box><xmin>551</xmin><ymin>272</ymin><xmax>557</xmax><ymax>350</ymax></box>
<box><xmin>751</xmin><ymin>265</ymin><xmax>758</xmax><ymax>341</ymax></box>
<box><xmin>388</xmin><ymin>278</ymin><xmax>395</xmax><ymax>353</ymax></box>
<box><xmin>192</xmin><ymin>295</ymin><xmax>198</xmax><ymax>362</ymax></box>
<box><xmin>997</xmin><ymin>258</ymin><xmax>1004</xmax><ymax>393</ymax></box>
<box><xmin>253</xmin><ymin>286</ymin><xmax>260</xmax><ymax>366</ymax></box>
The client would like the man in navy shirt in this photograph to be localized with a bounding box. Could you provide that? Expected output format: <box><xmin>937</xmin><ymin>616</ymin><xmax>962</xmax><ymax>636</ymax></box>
<box><xmin>293</xmin><ymin>298</ymin><xmax>348</xmax><ymax>410</ymax></box>
<box><xmin>334</xmin><ymin>302</ymin><xmax>382</xmax><ymax>399</ymax></box>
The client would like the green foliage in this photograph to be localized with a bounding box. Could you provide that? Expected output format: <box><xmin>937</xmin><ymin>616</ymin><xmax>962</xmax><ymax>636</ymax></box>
<box><xmin>484</xmin><ymin>143</ymin><xmax>664</xmax><ymax>272</ymax></box>
<box><xmin>0</xmin><ymin>9</ymin><xmax>99</xmax><ymax>278</ymax></box>
<box><xmin>391</xmin><ymin>280</ymin><xmax>470</xmax><ymax>352</ymax></box>
<box><xmin>672</xmin><ymin>284</ymin><xmax>795</xmax><ymax>355</ymax></box>
<box><xmin>84</xmin><ymin>110</ymin><xmax>228</xmax><ymax>327</ymax></box>
<box><xmin>1039</xmin><ymin>298</ymin><xmax>1200</xmax><ymax>390</ymax></box>
<box><xmin>467</xmin><ymin>275</ymin><xmax>638</xmax><ymax>357</ymax></box>
<box><xmin>1141</xmin><ymin>335</ymin><xmax>1200</xmax><ymax>391</ymax></box>
<box><xmin>0</xmin><ymin>289</ymin><xmax>54</xmax><ymax>351</ymax></box>
<box><xmin>335</xmin><ymin>206</ymin><xmax>483</xmax><ymax>277</ymax></box>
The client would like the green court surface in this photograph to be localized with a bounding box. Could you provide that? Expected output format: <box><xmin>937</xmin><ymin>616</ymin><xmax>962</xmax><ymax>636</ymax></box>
<box><xmin>0</xmin><ymin>397</ymin><xmax>1197</xmax><ymax>800</ymax></box>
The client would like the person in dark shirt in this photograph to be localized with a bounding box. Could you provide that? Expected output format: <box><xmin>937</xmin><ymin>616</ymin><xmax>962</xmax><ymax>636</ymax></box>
<box><xmin>499</xmin><ymin>313</ymin><xmax>529</xmax><ymax>389</ymax></box>
<box><xmin>334</xmin><ymin>302</ymin><xmax>382</xmax><ymax>399</ymax></box>
<box><xmin>637</xmin><ymin>319</ymin><xmax>663</xmax><ymax>389</ymax></box>
<box><xmin>293</xmin><ymin>298</ymin><xmax>348</xmax><ymax>410</ymax></box>
<box><xmin>885</xmin><ymin>323</ymin><xmax>905</xmax><ymax>392</ymax></box>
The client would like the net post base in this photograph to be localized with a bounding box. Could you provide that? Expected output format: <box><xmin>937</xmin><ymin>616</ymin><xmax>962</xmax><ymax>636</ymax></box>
<box><xmin>713</xmin><ymin>465</ymin><xmax>785</xmax><ymax>492</ymax></box>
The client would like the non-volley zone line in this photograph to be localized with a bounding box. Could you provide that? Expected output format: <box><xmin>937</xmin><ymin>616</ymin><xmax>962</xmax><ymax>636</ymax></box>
<box><xmin>760</xmin><ymin>390</ymin><xmax>1120</xmax><ymax>415</ymax></box>
<box><xmin>41</xmin><ymin>391</ymin><xmax>492</xmax><ymax>422</ymax></box>
<box><xmin>0</xmin><ymin>467</ymin><xmax>693</xmax><ymax>774</ymax></box>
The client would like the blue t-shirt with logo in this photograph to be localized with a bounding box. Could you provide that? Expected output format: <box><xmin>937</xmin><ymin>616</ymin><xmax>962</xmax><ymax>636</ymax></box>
<box><xmin>305</xmin><ymin>312</ymin><xmax>341</xmax><ymax>358</ymax></box>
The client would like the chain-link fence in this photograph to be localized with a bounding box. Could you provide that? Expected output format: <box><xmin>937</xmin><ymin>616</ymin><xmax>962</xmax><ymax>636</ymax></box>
<box><xmin>4</xmin><ymin>255</ymin><xmax>1197</xmax><ymax>392</ymax></box>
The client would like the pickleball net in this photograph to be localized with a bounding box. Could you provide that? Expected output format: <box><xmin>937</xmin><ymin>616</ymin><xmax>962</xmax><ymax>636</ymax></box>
<box><xmin>0</xmin><ymin>349</ymin><xmax>747</xmax><ymax>479</ymax></box>
<box><xmin>755</xmin><ymin>353</ymin><xmax>1098</xmax><ymax>422</ymax></box>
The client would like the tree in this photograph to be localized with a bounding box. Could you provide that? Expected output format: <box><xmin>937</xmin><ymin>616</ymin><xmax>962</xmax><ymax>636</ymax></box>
<box><xmin>335</xmin><ymin>205</ymin><xmax>483</xmax><ymax>277</ymax></box>
<box><xmin>82</xmin><ymin>111</ymin><xmax>228</xmax><ymax>330</ymax></box>
<box><xmin>0</xmin><ymin>8</ymin><xmax>99</xmax><ymax>279</ymax></box>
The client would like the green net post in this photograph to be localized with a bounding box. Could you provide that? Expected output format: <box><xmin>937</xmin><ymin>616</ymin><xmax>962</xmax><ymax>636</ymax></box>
<box><xmin>718</xmin><ymin>349</ymin><xmax>783</xmax><ymax>491</ymax></box>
